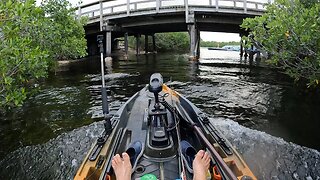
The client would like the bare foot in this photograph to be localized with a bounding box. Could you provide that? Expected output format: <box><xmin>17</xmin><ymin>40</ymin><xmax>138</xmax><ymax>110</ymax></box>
<box><xmin>111</xmin><ymin>153</ymin><xmax>132</xmax><ymax>180</ymax></box>
<box><xmin>192</xmin><ymin>150</ymin><xmax>211</xmax><ymax>180</ymax></box>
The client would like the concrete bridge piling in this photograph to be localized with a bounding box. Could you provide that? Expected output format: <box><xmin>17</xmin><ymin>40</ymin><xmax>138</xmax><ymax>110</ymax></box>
<box><xmin>188</xmin><ymin>24</ymin><xmax>200</xmax><ymax>60</ymax></box>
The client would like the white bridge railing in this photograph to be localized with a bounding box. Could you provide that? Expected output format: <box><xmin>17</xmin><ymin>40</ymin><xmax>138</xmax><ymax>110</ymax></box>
<box><xmin>78</xmin><ymin>0</ymin><xmax>270</xmax><ymax>22</ymax></box>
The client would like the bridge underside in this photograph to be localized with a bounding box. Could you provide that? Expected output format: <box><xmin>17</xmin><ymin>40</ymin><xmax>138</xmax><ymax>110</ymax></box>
<box><xmin>84</xmin><ymin>11</ymin><xmax>254</xmax><ymax>57</ymax></box>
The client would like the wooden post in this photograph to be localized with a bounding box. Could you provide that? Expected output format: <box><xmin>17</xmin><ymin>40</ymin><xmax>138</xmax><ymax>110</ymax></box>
<box><xmin>240</xmin><ymin>37</ymin><xmax>243</xmax><ymax>57</ymax></box>
<box><xmin>136</xmin><ymin>34</ymin><xmax>140</xmax><ymax>55</ymax></box>
<box><xmin>216</xmin><ymin>0</ymin><xmax>219</xmax><ymax>10</ymax></box>
<box><xmin>249</xmin><ymin>44</ymin><xmax>254</xmax><ymax>61</ymax></box>
<box><xmin>244</xmin><ymin>40</ymin><xmax>248</xmax><ymax>58</ymax></box>
<box><xmin>125</xmin><ymin>32</ymin><xmax>128</xmax><ymax>56</ymax></box>
<box><xmin>114</xmin><ymin>39</ymin><xmax>119</xmax><ymax>49</ymax></box>
<box><xmin>145</xmin><ymin>35</ymin><xmax>149</xmax><ymax>54</ymax></box>
<box><xmin>196</xmin><ymin>29</ymin><xmax>200</xmax><ymax>59</ymax></box>
<box><xmin>244</xmin><ymin>0</ymin><xmax>247</xmax><ymax>13</ymax></box>
<box><xmin>184</xmin><ymin>0</ymin><xmax>189</xmax><ymax>23</ymax></box>
<box><xmin>127</xmin><ymin>0</ymin><xmax>130</xmax><ymax>15</ymax></box>
<box><xmin>78</xmin><ymin>6</ymin><xmax>81</xmax><ymax>21</ymax></box>
<box><xmin>100</xmin><ymin>0</ymin><xmax>103</xmax><ymax>31</ymax></box>
<box><xmin>152</xmin><ymin>34</ymin><xmax>156</xmax><ymax>53</ymax></box>
<box><xmin>156</xmin><ymin>0</ymin><xmax>160</xmax><ymax>13</ymax></box>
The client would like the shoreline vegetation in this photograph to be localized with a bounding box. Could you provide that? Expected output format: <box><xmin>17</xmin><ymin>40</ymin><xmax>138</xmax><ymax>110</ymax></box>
<box><xmin>241</xmin><ymin>0</ymin><xmax>319</xmax><ymax>87</ymax></box>
<box><xmin>200</xmin><ymin>40</ymin><xmax>240</xmax><ymax>48</ymax></box>
<box><xmin>127</xmin><ymin>32</ymin><xmax>190</xmax><ymax>52</ymax></box>
<box><xmin>1</xmin><ymin>0</ymin><xmax>319</xmax><ymax>111</ymax></box>
<box><xmin>127</xmin><ymin>33</ymin><xmax>240</xmax><ymax>52</ymax></box>
<box><xmin>0</xmin><ymin>0</ymin><xmax>87</xmax><ymax>111</ymax></box>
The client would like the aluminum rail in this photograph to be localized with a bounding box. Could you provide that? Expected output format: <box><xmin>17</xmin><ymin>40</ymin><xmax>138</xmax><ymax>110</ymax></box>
<box><xmin>77</xmin><ymin>0</ymin><xmax>269</xmax><ymax>22</ymax></box>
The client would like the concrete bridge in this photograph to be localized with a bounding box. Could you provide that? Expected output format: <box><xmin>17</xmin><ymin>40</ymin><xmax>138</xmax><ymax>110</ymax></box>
<box><xmin>78</xmin><ymin>0</ymin><xmax>269</xmax><ymax>58</ymax></box>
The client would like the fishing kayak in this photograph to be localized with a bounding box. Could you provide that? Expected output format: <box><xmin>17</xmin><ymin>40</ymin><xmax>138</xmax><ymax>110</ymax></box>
<box><xmin>74</xmin><ymin>73</ymin><xmax>256</xmax><ymax>180</ymax></box>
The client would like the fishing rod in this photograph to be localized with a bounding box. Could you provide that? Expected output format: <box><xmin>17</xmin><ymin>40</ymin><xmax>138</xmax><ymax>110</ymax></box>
<box><xmin>175</xmin><ymin>105</ymin><xmax>237</xmax><ymax>180</ymax></box>
<box><xmin>87</xmin><ymin>35</ymin><xmax>114</xmax><ymax>162</ymax></box>
<box><xmin>164</xmin><ymin>91</ymin><xmax>187</xmax><ymax>180</ymax></box>
<box><xmin>97</xmin><ymin>35</ymin><xmax>112</xmax><ymax>130</ymax></box>
<box><xmin>97</xmin><ymin>35</ymin><xmax>109</xmax><ymax>116</ymax></box>
<box><xmin>174</xmin><ymin>110</ymin><xmax>187</xmax><ymax>180</ymax></box>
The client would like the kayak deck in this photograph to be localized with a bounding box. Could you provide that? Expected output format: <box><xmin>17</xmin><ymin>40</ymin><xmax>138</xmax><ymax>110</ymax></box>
<box><xmin>75</xmin><ymin>82</ymin><xmax>256</xmax><ymax>180</ymax></box>
<box><xmin>111</xmin><ymin>88</ymin><xmax>182</xmax><ymax>179</ymax></box>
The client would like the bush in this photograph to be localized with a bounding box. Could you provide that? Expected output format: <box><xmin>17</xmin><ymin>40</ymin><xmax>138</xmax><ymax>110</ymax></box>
<box><xmin>241</xmin><ymin>0</ymin><xmax>320</xmax><ymax>87</ymax></box>
<box><xmin>0</xmin><ymin>0</ymin><xmax>87</xmax><ymax>111</ymax></box>
<box><xmin>155</xmin><ymin>32</ymin><xmax>189</xmax><ymax>52</ymax></box>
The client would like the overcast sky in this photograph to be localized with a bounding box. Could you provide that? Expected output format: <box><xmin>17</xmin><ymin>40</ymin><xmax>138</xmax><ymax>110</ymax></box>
<box><xmin>37</xmin><ymin>0</ymin><xmax>240</xmax><ymax>42</ymax></box>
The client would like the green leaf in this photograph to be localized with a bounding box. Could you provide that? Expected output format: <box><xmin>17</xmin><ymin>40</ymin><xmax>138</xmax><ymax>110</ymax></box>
<box><xmin>0</xmin><ymin>0</ymin><xmax>87</xmax><ymax>110</ymax></box>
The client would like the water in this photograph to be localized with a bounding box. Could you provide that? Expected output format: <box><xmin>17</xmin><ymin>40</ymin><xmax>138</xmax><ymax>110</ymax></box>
<box><xmin>0</xmin><ymin>48</ymin><xmax>319</xmax><ymax>179</ymax></box>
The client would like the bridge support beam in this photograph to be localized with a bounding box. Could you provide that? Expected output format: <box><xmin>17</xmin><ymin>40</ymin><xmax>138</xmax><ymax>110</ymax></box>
<box><xmin>152</xmin><ymin>34</ymin><xmax>156</xmax><ymax>53</ymax></box>
<box><xmin>124</xmin><ymin>32</ymin><xmax>128</xmax><ymax>56</ymax></box>
<box><xmin>188</xmin><ymin>24</ymin><xmax>200</xmax><ymax>60</ymax></box>
<box><xmin>145</xmin><ymin>35</ymin><xmax>149</xmax><ymax>54</ymax></box>
<box><xmin>135</xmin><ymin>34</ymin><xmax>141</xmax><ymax>55</ymax></box>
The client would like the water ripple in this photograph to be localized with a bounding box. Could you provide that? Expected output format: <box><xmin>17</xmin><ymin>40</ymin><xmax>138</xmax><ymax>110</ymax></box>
<box><xmin>212</xmin><ymin>118</ymin><xmax>320</xmax><ymax>179</ymax></box>
<box><xmin>0</xmin><ymin>121</ymin><xmax>104</xmax><ymax>180</ymax></box>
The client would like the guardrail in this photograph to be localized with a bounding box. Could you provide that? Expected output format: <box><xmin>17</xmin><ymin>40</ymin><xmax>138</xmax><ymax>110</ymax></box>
<box><xmin>78</xmin><ymin>0</ymin><xmax>269</xmax><ymax>19</ymax></box>
<box><xmin>78</xmin><ymin>0</ymin><xmax>269</xmax><ymax>27</ymax></box>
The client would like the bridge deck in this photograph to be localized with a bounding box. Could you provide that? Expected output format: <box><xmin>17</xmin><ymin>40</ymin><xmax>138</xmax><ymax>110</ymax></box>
<box><xmin>78</xmin><ymin>0</ymin><xmax>268</xmax><ymax>25</ymax></box>
<box><xmin>80</xmin><ymin>0</ymin><xmax>269</xmax><ymax>57</ymax></box>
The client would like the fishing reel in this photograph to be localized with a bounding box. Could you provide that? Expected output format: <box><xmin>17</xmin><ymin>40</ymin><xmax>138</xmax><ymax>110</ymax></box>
<box><xmin>149</xmin><ymin>73</ymin><xmax>163</xmax><ymax>110</ymax></box>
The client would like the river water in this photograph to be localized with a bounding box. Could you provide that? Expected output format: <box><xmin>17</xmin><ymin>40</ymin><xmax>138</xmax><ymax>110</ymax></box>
<box><xmin>0</xmin><ymin>48</ymin><xmax>319</xmax><ymax>179</ymax></box>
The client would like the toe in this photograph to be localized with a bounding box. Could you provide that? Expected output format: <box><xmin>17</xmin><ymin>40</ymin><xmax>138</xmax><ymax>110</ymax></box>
<box><xmin>112</xmin><ymin>159</ymin><xmax>117</xmax><ymax>167</ymax></box>
<box><xmin>203</xmin><ymin>152</ymin><xmax>211</xmax><ymax>162</ymax></box>
<box><xmin>122</xmin><ymin>153</ymin><xmax>130</xmax><ymax>164</ymax></box>
<box><xmin>196</xmin><ymin>150</ymin><xmax>205</xmax><ymax>159</ymax></box>
<box><xmin>114</xmin><ymin>154</ymin><xmax>122</xmax><ymax>164</ymax></box>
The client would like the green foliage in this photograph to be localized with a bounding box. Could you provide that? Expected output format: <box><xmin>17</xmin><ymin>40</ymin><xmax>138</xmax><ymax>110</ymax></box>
<box><xmin>0</xmin><ymin>0</ymin><xmax>87</xmax><ymax>111</ymax></box>
<box><xmin>127</xmin><ymin>32</ymin><xmax>189</xmax><ymax>52</ymax></box>
<box><xmin>40</xmin><ymin>0</ymin><xmax>87</xmax><ymax>60</ymax></box>
<box><xmin>241</xmin><ymin>0</ymin><xmax>320</xmax><ymax>87</ymax></box>
<box><xmin>155</xmin><ymin>32</ymin><xmax>189</xmax><ymax>52</ymax></box>
<box><xmin>200</xmin><ymin>40</ymin><xmax>240</xmax><ymax>47</ymax></box>
<box><xmin>0</xmin><ymin>0</ymin><xmax>48</xmax><ymax>109</ymax></box>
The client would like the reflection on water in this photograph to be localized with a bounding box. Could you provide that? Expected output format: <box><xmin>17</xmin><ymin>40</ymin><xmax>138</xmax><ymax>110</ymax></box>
<box><xmin>0</xmin><ymin>48</ymin><xmax>319</xmax><ymax>179</ymax></box>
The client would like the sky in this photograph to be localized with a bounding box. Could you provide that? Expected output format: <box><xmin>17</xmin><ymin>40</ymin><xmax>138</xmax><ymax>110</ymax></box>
<box><xmin>201</xmin><ymin>31</ymin><xmax>240</xmax><ymax>42</ymax></box>
<box><xmin>36</xmin><ymin>0</ymin><xmax>241</xmax><ymax>42</ymax></box>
